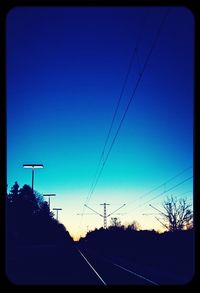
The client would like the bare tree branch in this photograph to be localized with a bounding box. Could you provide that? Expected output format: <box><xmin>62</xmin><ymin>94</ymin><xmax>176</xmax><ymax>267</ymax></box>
<box><xmin>158</xmin><ymin>195</ymin><xmax>193</xmax><ymax>231</ymax></box>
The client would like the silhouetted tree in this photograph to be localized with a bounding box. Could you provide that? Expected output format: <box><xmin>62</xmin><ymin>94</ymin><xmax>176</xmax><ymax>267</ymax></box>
<box><xmin>159</xmin><ymin>195</ymin><xmax>193</xmax><ymax>231</ymax></box>
<box><xmin>37</xmin><ymin>201</ymin><xmax>54</xmax><ymax>218</ymax></box>
<box><xmin>6</xmin><ymin>182</ymin><xmax>73</xmax><ymax>245</ymax></box>
<box><xmin>6</xmin><ymin>182</ymin><xmax>75</xmax><ymax>284</ymax></box>
<box><xmin>6</xmin><ymin>182</ymin><xmax>20</xmax><ymax>245</ymax></box>
<box><xmin>125</xmin><ymin>220</ymin><xmax>140</xmax><ymax>231</ymax></box>
<box><xmin>7</xmin><ymin>181</ymin><xmax>20</xmax><ymax>203</ymax></box>
<box><xmin>78</xmin><ymin>223</ymin><xmax>194</xmax><ymax>284</ymax></box>
<box><xmin>110</xmin><ymin>217</ymin><xmax>121</xmax><ymax>227</ymax></box>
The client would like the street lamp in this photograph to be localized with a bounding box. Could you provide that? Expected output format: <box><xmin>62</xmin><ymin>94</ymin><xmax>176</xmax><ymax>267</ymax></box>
<box><xmin>53</xmin><ymin>208</ymin><xmax>62</xmax><ymax>221</ymax></box>
<box><xmin>23</xmin><ymin>164</ymin><xmax>44</xmax><ymax>194</ymax></box>
<box><xmin>43</xmin><ymin>194</ymin><xmax>56</xmax><ymax>210</ymax></box>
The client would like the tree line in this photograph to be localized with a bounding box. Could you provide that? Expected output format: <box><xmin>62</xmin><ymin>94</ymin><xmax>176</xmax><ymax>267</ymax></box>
<box><xmin>6</xmin><ymin>182</ymin><xmax>73</xmax><ymax>247</ymax></box>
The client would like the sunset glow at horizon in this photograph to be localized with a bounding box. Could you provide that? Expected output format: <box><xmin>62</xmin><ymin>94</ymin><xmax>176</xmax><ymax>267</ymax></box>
<box><xmin>7</xmin><ymin>6</ymin><xmax>193</xmax><ymax>241</ymax></box>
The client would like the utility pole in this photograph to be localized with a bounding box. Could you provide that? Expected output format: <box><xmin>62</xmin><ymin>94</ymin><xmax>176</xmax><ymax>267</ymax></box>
<box><xmin>43</xmin><ymin>193</ymin><xmax>56</xmax><ymax>211</ymax></box>
<box><xmin>100</xmin><ymin>203</ymin><xmax>110</xmax><ymax>229</ymax></box>
<box><xmin>53</xmin><ymin>208</ymin><xmax>62</xmax><ymax>221</ymax></box>
<box><xmin>84</xmin><ymin>203</ymin><xmax>126</xmax><ymax>229</ymax></box>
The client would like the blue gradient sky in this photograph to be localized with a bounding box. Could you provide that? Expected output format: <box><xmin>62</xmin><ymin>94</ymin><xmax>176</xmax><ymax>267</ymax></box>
<box><xmin>6</xmin><ymin>7</ymin><xmax>194</xmax><ymax>240</ymax></box>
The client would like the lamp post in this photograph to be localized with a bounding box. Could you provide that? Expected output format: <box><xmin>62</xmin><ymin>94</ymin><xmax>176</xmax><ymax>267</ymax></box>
<box><xmin>23</xmin><ymin>164</ymin><xmax>44</xmax><ymax>194</ymax></box>
<box><xmin>43</xmin><ymin>194</ymin><xmax>56</xmax><ymax>211</ymax></box>
<box><xmin>53</xmin><ymin>208</ymin><xmax>62</xmax><ymax>221</ymax></box>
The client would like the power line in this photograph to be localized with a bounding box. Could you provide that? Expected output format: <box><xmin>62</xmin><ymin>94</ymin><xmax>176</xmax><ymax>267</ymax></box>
<box><xmin>117</xmin><ymin>175</ymin><xmax>193</xmax><ymax>221</ymax></box>
<box><xmin>107</xmin><ymin>204</ymin><xmax>126</xmax><ymax>217</ymax></box>
<box><xmin>85</xmin><ymin>9</ymin><xmax>150</xmax><ymax>205</ymax></box>
<box><xmin>77</xmin><ymin>9</ymin><xmax>150</xmax><ymax>237</ymax></box>
<box><xmin>175</xmin><ymin>190</ymin><xmax>193</xmax><ymax>197</ymax></box>
<box><xmin>135</xmin><ymin>175</ymin><xmax>193</xmax><ymax>210</ymax></box>
<box><xmin>149</xmin><ymin>204</ymin><xmax>167</xmax><ymax>217</ymax></box>
<box><xmin>114</xmin><ymin>173</ymin><xmax>193</xmax><ymax>221</ymax></box>
<box><xmin>86</xmin><ymin>8</ymin><xmax>171</xmax><ymax>202</ymax></box>
<box><xmin>84</xmin><ymin>204</ymin><xmax>104</xmax><ymax>218</ymax></box>
<box><xmin>77</xmin><ymin>8</ymin><xmax>170</xmax><ymax>238</ymax></box>
<box><xmin>125</xmin><ymin>166</ymin><xmax>192</xmax><ymax>207</ymax></box>
<box><xmin>84</xmin><ymin>203</ymin><xmax>125</xmax><ymax>229</ymax></box>
<box><xmin>85</xmin><ymin>46</ymin><xmax>135</xmax><ymax>203</ymax></box>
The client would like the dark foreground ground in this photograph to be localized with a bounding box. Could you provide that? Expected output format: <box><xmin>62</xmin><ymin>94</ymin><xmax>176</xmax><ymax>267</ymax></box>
<box><xmin>6</xmin><ymin>243</ymin><xmax>102</xmax><ymax>285</ymax></box>
<box><xmin>5</xmin><ymin>236</ymin><xmax>195</xmax><ymax>286</ymax></box>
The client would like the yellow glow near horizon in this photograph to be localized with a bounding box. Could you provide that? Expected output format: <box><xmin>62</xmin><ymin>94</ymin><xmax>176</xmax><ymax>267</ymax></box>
<box><xmin>44</xmin><ymin>186</ymin><xmax>193</xmax><ymax>241</ymax></box>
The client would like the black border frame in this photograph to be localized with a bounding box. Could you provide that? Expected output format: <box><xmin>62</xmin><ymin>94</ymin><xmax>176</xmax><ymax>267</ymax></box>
<box><xmin>1</xmin><ymin>0</ymin><xmax>199</xmax><ymax>290</ymax></box>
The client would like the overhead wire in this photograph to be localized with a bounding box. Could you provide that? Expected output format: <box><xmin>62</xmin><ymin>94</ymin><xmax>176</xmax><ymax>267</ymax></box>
<box><xmin>127</xmin><ymin>175</ymin><xmax>193</xmax><ymax>213</ymax></box>
<box><xmin>86</xmin><ymin>8</ymin><xmax>171</xmax><ymax>203</ymax></box>
<box><xmin>124</xmin><ymin>166</ymin><xmax>192</xmax><ymax>207</ymax></box>
<box><xmin>85</xmin><ymin>9</ymin><xmax>149</xmax><ymax>205</ymax></box>
<box><xmin>76</xmin><ymin>8</ymin><xmax>171</xmax><ymax>237</ymax></box>
<box><xmin>76</xmin><ymin>9</ymin><xmax>150</xmax><ymax>237</ymax></box>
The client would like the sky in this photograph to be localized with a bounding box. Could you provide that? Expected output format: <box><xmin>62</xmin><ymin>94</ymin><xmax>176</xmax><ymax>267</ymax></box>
<box><xmin>6</xmin><ymin>6</ymin><xmax>194</xmax><ymax>240</ymax></box>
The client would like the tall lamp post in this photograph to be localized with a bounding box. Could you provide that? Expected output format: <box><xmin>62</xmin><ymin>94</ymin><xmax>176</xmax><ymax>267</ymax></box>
<box><xmin>53</xmin><ymin>208</ymin><xmax>62</xmax><ymax>221</ymax></box>
<box><xmin>23</xmin><ymin>164</ymin><xmax>44</xmax><ymax>194</ymax></box>
<box><xmin>43</xmin><ymin>194</ymin><xmax>56</xmax><ymax>210</ymax></box>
